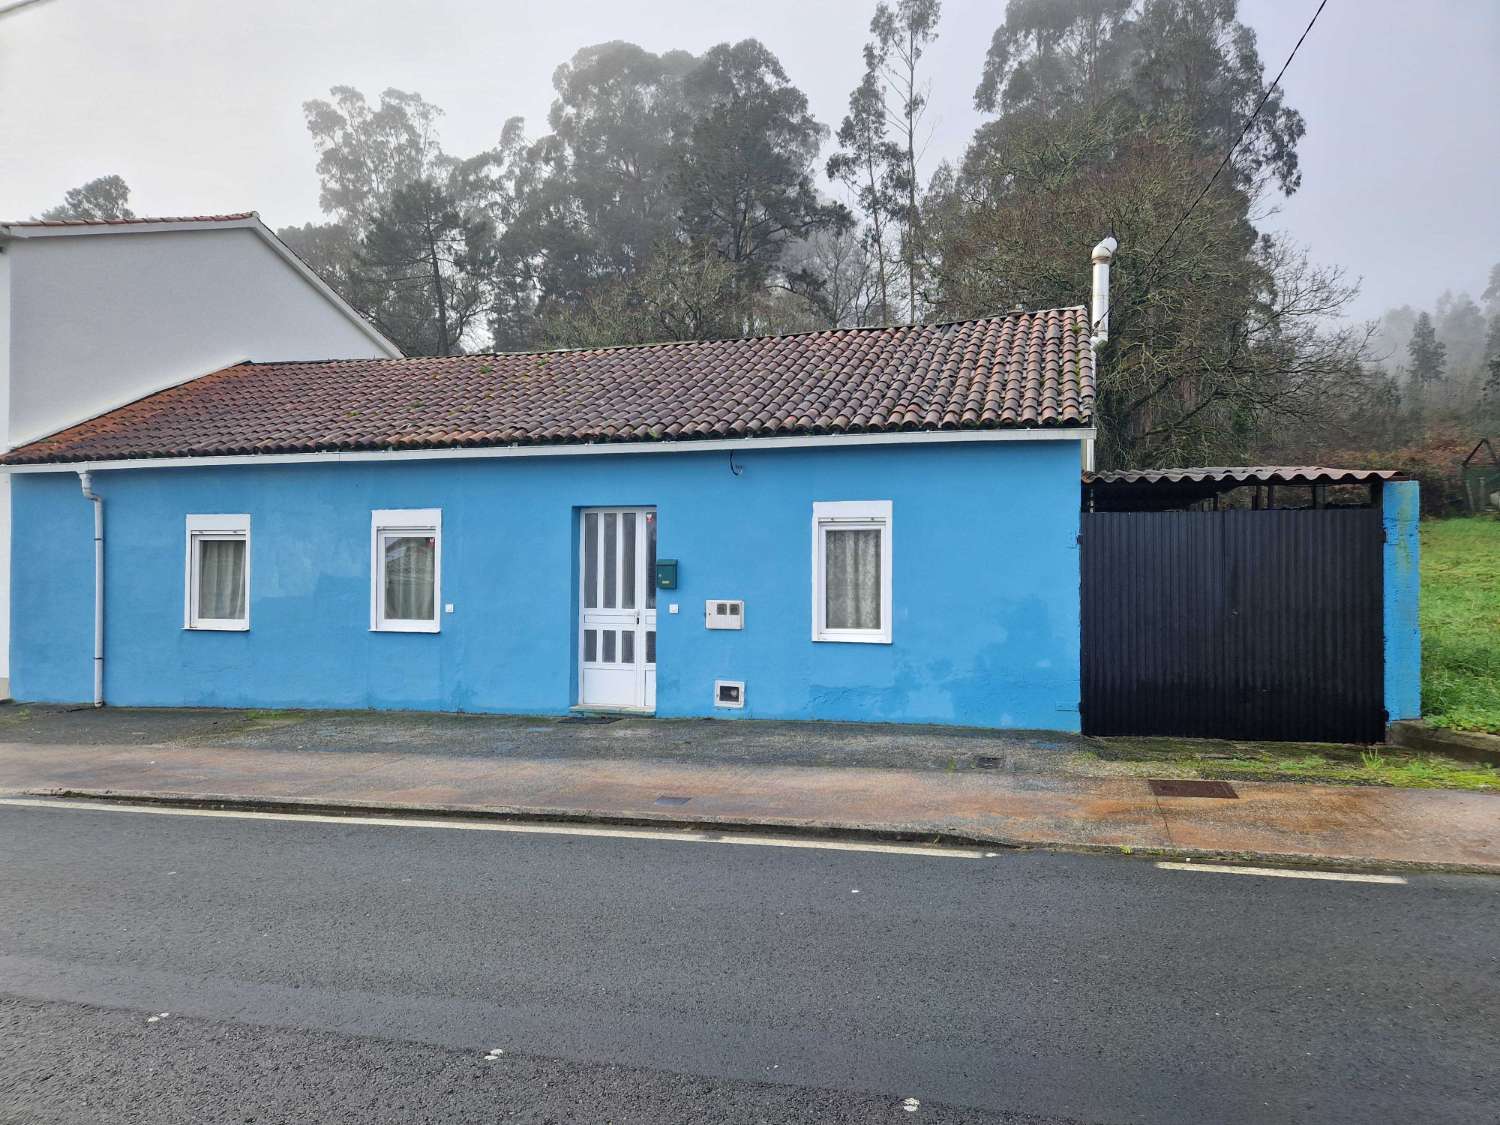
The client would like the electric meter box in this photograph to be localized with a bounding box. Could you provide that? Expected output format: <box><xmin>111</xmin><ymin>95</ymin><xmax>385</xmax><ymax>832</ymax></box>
<box><xmin>705</xmin><ymin>600</ymin><xmax>744</xmax><ymax>630</ymax></box>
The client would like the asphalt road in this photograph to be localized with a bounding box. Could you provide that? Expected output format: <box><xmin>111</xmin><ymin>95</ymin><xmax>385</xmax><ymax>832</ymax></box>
<box><xmin>1</xmin><ymin>803</ymin><xmax>1497</xmax><ymax>1124</ymax></box>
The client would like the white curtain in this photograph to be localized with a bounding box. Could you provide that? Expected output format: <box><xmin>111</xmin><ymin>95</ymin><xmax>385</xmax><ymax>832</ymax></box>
<box><xmin>825</xmin><ymin>528</ymin><xmax>881</xmax><ymax>629</ymax></box>
<box><xmin>197</xmin><ymin>538</ymin><xmax>246</xmax><ymax>620</ymax></box>
<box><xmin>384</xmin><ymin>535</ymin><xmax>436</xmax><ymax>620</ymax></box>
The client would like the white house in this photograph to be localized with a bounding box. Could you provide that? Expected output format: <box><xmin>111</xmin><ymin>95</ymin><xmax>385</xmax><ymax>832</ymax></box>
<box><xmin>0</xmin><ymin>212</ymin><xmax>400</xmax><ymax>695</ymax></box>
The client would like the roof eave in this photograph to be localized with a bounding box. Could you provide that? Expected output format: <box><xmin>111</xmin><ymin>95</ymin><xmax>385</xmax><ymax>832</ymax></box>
<box><xmin>3</xmin><ymin>424</ymin><xmax>1098</xmax><ymax>473</ymax></box>
<box><xmin>0</xmin><ymin>216</ymin><xmax>260</xmax><ymax>239</ymax></box>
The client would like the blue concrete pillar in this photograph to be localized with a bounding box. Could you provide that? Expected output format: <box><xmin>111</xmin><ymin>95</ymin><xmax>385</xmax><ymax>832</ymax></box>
<box><xmin>1382</xmin><ymin>480</ymin><xmax>1421</xmax><ymax>722</ymax></box>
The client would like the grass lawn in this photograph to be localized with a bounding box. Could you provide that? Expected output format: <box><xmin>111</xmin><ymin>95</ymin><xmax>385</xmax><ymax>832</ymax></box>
<box><xmin>1084</xmin><ymin>737</ymin><xmax>1499</xmax><ymax>791</ymax></box>
<box><xmin>1421</xmin><ymin>517</ymin><xmax>1500</xmax><ymax>734</ymax></box>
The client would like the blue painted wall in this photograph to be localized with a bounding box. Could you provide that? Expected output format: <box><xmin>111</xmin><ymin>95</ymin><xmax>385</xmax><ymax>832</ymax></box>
<box><xmin>11</xmin><ymin>440</ymin><xmax>1084</xmax><ymax>729</ymax></box>
<box><xmin>1382</xmin><ymin>479</ymin><xmax>1421</xmax><ymax>721</ymax></box>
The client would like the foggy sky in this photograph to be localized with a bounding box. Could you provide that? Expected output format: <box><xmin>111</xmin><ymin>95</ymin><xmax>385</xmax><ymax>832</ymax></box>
<box><xmin>1</xmin><ymin>0</ymin><xmax>1496</xmax><ymax>322</ymax></box>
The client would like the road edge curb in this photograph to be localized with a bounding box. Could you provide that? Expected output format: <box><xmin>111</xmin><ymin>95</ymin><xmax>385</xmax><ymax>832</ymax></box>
<box><xmin>18</xmin><ymin>787</ymin><xmax>1499</xmax><ymax>876</ymax></box>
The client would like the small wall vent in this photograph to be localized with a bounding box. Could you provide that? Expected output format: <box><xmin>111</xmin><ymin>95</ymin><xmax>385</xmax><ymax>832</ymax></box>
<box><xmin>714</xmin><ymin>680</ymin><xmax>745</xmax><ymax>709</ymax></box>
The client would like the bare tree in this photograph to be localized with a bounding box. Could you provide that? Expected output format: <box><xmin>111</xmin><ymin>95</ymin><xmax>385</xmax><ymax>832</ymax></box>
<box><xmin>927</xmin><ymin>111</ymin><xmax>1371</xmax><ymax>466</ymax></box>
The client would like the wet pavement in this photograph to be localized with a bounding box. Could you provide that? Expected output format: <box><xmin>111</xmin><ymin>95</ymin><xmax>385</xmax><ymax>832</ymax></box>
<box><xmin>0</xmin><ymin>702</ymin><xmax>1088</xmax><ymax>771</ymax></box>
<box><xmin>0</xmin><ymin>704</ymin><xmax>1495</xmax><ymax>871</ymax></box>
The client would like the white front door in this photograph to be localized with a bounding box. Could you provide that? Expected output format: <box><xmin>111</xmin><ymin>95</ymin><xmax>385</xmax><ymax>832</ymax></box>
<box><xmin>578</xmin><ymin>508</ymin><xmax>657</xmax><ymax>711</ymax></box>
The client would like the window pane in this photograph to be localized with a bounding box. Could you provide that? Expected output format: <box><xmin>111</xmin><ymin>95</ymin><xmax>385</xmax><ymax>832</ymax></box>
<box><xmin>621</xmin><ymin>629</ymin><xmax>635</xmax><ymax>664</ymax></box>
<box><xmin>384</xmin><ymin>534</ymin><xmax>436</xmax><ymax>621</ymax></box>
<box><xmin>584</xmin><ymin>629</ymin><xmax>597</xmax><ymax>663</ymax></box>
<box><xmin>825</xmin><ymin>527</ymin><xmax>881</xmax><ymax>630</ymax></box>
<box><xmin>603</xmin><ymin>513</ymin><xmax>617</xmax><ymax>608</ymax></box>
<box><xmin>602</xmin><ymin>629</ymin><xmax>616</xmax><ymax>663</ymax></box>
<box><xmin>583</xmin><ymin>513</ymin><xmax>598</xmax><ymax>609</ymax></box>
<box><xmin>621</xmin><ymin>512</ymin><xmax>636</xmax><ymax>609</ymax></box>
<box><xmin>645</xmin><ymin>629</ymin><xmax>656</xmax><ymax>665</ymax></box>
<box><xmin>197</xmin><ymin>537</ymin><xmax>246</xmax><ymax>621</ymax></box>
<box><xmin>646</xmin><ymin>511</ymin><xmax>657</xmax><ymax>609</ymax></box>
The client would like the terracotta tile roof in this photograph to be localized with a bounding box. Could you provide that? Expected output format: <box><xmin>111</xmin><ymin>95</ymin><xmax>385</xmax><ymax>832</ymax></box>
<box><xmin>3</xmin><ymin>308</ymin><xmax>1094</xmax><ymax>465</ymax></box>
<box><xmin>1</xmin><ymin>213</ymin><xmax>256</xmax><ymax>230</ymax></box>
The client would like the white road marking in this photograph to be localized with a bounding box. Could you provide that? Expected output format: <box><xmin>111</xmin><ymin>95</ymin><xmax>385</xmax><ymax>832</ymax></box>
<box><xmin>1155</xmin><ymin>861</ymin><xmax>1406</xmax><ymax>884</ymax></box>
<box><xmin>0</xmin><ymin>797</ymin><xmax>987</xmax><ymax>859</ymax></box>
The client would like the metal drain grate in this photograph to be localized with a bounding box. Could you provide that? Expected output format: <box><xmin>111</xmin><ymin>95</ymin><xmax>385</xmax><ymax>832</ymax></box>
<box><xmin>559</xmin><ymin>715</ymin><xmax>622</xmax><ymax>725</ymax></box>
<box><xmin>972</xmin><ymin>755</ymin><xmax>1004</xmax><ymax>769</ymax></box>
<box><xmin>654</xmin><ymin>795</ymin><xmax>692</xmax><ymax>806</ymax></box>
<box><xmin>1148</xmin><ymin>779</ymin><xmax>1238</xmax><ymax>799</ymax></box>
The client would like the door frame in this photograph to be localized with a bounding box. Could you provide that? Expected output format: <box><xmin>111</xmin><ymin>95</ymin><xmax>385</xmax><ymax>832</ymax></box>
<box><xmin>576</xmin><ymin>506</ymin><xmax>657</xmax><ymax>712</ymax></box>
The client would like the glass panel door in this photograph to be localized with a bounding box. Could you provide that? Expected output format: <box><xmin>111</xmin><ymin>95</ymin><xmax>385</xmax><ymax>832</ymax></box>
<box><xmin>579</xmin><ymin>507</ymin><xmax>656</xmax><ymax>711</ymax></box>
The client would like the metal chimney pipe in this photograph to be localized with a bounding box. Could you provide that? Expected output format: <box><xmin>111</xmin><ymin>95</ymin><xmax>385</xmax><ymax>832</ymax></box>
<box><xmin>1090</xmin><ymin>236</ymin><xmax>1118</xmax><ymax>347</ymax></box>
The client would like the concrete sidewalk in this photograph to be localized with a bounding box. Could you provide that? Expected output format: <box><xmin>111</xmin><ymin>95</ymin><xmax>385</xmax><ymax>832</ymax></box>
<box><xmin>1</xmin><ymin>735</ymin><xmax>1496</xmax><ymax>872</ymax></box>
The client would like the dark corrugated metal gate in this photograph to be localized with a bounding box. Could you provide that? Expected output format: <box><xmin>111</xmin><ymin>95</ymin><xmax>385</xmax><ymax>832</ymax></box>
<box><xmin>1080</xmin><ymin>509</ymin><xmax>1386</xmax><ymax>743</ymax></box>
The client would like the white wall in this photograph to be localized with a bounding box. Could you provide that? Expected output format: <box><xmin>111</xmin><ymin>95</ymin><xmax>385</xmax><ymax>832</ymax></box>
<box><xmin>6</xmin><ymin>227</ymin><xmax>389</xmax><ymax>448</ymax></box>
<box><xmin>0</xmin><ymin>224</ymin><xmax>392</xmax><ymax>690</ymax></box>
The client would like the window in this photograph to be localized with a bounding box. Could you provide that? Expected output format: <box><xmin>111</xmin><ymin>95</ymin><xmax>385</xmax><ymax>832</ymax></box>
<box><xmin>371</xmin><ymin>509</ymin><xmax>441</xmax><ymax>633</ymax></box>
<box><xmin>812</xmin><ymin>500</ymin><xmax>892</xmax><ymax>643</ymax></box>
<box><xmin>185</xmin><ymin>514</ymin><xmax>250</xmax><ymax>630</ymax></box>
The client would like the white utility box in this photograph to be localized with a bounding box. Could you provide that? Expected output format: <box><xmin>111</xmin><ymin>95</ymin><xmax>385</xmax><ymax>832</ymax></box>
<box><xmin>705</xmin><ymin>600</ymin><xmax>744</xmax><ymax>629</ymax></box>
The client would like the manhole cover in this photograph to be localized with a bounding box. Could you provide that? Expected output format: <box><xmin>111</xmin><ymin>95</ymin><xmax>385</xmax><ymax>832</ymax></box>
<box><xmin>1148</xmin><ymin>779</ymin><xmax>1238</xmax><ymax>799</ymax></box>
<box><xmin>654</xmin><ymin>795</ymin><xmax>692</xmax><ymax>806</ymax></box>
<box><xmin>559</xmin><ymin>715</ymin><xmax>621</xmax><ymax>725</ymax></box>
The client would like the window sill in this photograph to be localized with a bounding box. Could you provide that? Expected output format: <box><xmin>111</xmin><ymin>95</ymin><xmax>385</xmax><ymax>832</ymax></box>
<box><xmin>370</xmin><ymin>623</ymin><xmax>441</xmax><ymax>634</ymax></box>
<box><xmin>812</xmin><ymin>632</ymin><xmax>891</xmax><ymax>645</ymax></box>
<box><xmin>184</xmin><ymin>623</ymin><xmax>249</xmax><ymax>632</ymax></box>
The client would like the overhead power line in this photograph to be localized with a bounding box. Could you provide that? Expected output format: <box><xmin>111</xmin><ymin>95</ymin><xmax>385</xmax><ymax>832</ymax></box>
<box><xmin>1099</xmin><ymin>0</ymin><xmax>1332</xmax><ymax>334</ymax></box>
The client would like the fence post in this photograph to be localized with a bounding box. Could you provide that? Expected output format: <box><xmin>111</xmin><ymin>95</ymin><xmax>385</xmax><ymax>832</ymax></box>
<box><xmin>1382</xmin><ymin>481</ymin><xmax>1421</xmax><ymax>724</ymax></box>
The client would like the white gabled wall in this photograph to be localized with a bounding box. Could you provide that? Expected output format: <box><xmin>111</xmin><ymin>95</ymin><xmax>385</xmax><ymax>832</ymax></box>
<box><xmin>5</xmin><ymin>227</ymin><xmax>390</xmax><ymax>448</ymax></box>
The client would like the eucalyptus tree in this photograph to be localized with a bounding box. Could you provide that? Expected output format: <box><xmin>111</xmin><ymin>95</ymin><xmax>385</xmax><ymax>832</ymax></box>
<box><xmin>546</xmin><ymin>41</ymin><xmax>699</xmax><ymax>275</ymax></box>
<box><xmin>673</xmin><ymin>39</ymin><xmax>847</xmax><ymax>332</ymax></box>
<box><xmin>868</xmin><ymin>0</ymin><xmax>941</xmax><ymax>321</ymax></box>
<box><xmin>490</xmin><ymin>43</ymin><xmax>699</xmax><ymax>347</ymax></box>
<box><xmin>39</xmin><ymin>174</ymin><xmax>133</xmax><ymax>221</ymax></box>
<box><xmin>284</xmin><ymin>85</ymin><xmax>500</xmax><ymax>355</ymax></box>
<box><xmin>827</xmin><ymin>63</ymin><xmax>904</xmax><ymax>322</ymax></box>
<box><xmin>974</xmin><ymin>0</ymin><xmax>1305</xmax><ymax>196</ymax></box>
<box><xmin>302</xmin><ymin>86</ymin><xmax>449</xmax><ymax>226</ymax></box>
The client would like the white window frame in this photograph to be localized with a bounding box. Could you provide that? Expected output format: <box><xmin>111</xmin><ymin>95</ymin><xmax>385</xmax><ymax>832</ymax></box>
<box><xmin>184</xmin><ymin>514</ymin><xmax>251</xmax><ymax>631</ymax></box>
<box><xmin>811</xmin><ymin>500</ymin><xmax>892</xmax><ymax>644</ymax></box>
<box><xmin>370</xmin><ymin>508</ymin><xmax>442</xmax><ymax>633</ymax></box>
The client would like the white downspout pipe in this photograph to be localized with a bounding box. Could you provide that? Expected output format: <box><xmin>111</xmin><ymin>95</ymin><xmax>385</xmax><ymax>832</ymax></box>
<box><xmin>77</xmin><ymin>471</ymin><xmax>103</xmax><ymax>707</ymax></box>
<box><xmin>1089</xmin><ymin>236</ymin><xmax>1118</xmax><ymax>348</ymax></box>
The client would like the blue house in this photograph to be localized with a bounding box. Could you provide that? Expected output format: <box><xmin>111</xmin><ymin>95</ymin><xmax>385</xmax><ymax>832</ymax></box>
<box><xmin>2</xmin><ymin>305</ymin><xmax>1099</xmax><ymax>730</ymax></box>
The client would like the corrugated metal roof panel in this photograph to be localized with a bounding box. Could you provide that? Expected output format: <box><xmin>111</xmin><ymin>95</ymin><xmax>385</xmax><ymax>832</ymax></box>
<box><xmin>1085</xmin><ymin>466</ymin><xmax>1406</xmax><ymax>486</ymax></box>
